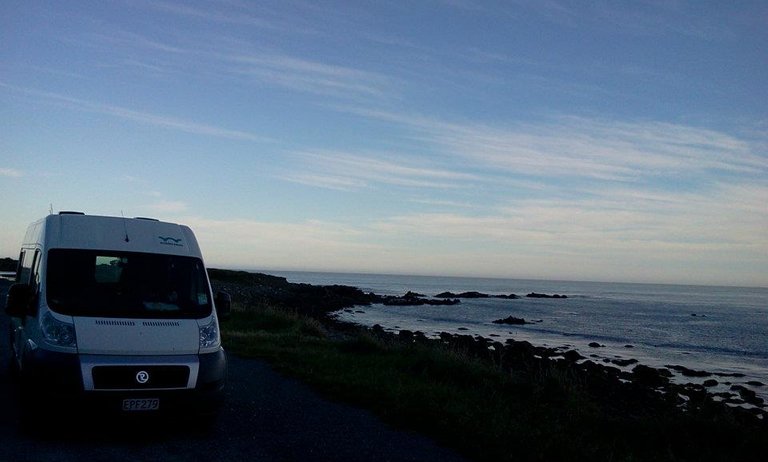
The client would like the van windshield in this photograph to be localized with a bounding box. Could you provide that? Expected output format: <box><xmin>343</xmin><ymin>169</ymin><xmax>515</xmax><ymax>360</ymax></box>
<box><xmin>46</xmin><ymin>249</ymin><xmax>212</xmax><ymax>319</ymax></box>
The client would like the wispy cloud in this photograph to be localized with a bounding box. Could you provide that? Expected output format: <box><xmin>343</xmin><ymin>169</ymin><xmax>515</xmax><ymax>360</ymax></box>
<box><xmin>456</xmin><ymin>118</ymin><xmax>763</xmax><ymax>179</ymax></box>
<box><xmin>123</xmin><ymin>177</ymin><xmax>187</xmax><ymax>214</ymax></box>
<box><xmin>0</xmin><ymin>82</ymin><xmax>271</xmax><ymax>142</ymax></box>
<box><xmin>228</xmin><ymin>53</ymin><xmax>392</xmax><ymax>98</ymax></box>
<box><xmin>342</xmin><ymin>107</ymin><xmax>767</xmax><ymax>181</ymax></box>
<box><xmin>409</xmin><ymin>198</ymin><xmax>475</xmax><ymax>208</ymax></box>
<box><xmin>0</xmin><ymin>168</ymin><xmax>23</xmax><ymax>177</ymax></box>
<box><xmin>81</xmin><ymin>25</ymin><xmax>395</xmax><ymax>101</ymax></box>
<box><xmin>178</xmin><ymin>216</ymin><xmax>381</xmax><ymax>271</ymax></box>
<box><xmin>372</xmin><ymin>181</ymin><xmax>768</xmax><ymax>260</ymax></box>
<box><xmin>502</xmin><ymin>0</ymin><xmax>735</xmax><ymax>40</ymax></box>
<box><xmin>131</xmin><ymin>0</ymin><xmax>282</xmax><ymax>30</ymax></box>
<box><xmin>160</xmin><ymin>178</ymin><xmax>768</xmax><ymax>284</ymax></box>
<box><xmin>284</xmin><ymin>150</ymin><xmax>478</xmax><ymax>191</ymax></box>
<box><xmin>281</xmin><ymin>173</ymin><xmax>368</xmax><ymax>192</ymax></box>
<box><xmin>143</xmin><ymin>200</ymin><xmax>189</xmax><ymax>214</ymax></box>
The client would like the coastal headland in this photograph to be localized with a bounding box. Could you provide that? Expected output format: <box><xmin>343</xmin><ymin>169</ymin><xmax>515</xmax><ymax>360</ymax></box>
<box><xmin>210</xmin><ymin>268</ymin><xmax>768</xmax><ymax>461</ymax></box>
<box><xmin>209</xmin><ymin>268</ymin><xmax>767</xmax><ymax>415</ymax></box>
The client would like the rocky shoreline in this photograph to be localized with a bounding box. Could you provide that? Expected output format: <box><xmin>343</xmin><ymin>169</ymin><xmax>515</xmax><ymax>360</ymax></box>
<box><xmin>371</xmin><ymin>326</ymin><xmax>767</xmax><ymax>422</ymax></box>
<box><xmin>208</xmin><ymin>268</ymin><xmax>768</xmax><ymax>426</ymax></box>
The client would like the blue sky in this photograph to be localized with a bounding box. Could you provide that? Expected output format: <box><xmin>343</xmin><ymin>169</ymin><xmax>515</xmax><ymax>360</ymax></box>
<box><xmin>1</xmin><ymin>0</ymin><xmax>766</xmax><ymax>287</ymax></box>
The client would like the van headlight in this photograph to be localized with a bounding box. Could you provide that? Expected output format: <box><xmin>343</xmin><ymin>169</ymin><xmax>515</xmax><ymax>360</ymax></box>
<box><xmin>41</xmin><ymin>311</ymin><xmax>77</xmax><ymax>348</ymax></box>
<box><xmin>199</xmin><ymin>317</ymin><xmax>220</xmax><ymax>351</ymax></box>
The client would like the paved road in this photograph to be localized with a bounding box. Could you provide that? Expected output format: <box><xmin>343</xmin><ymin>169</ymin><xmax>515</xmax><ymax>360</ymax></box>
<box><xmin>0</xmin><ymin>281</ymin><xmax>468</xmax><ymax>462</ymax></box>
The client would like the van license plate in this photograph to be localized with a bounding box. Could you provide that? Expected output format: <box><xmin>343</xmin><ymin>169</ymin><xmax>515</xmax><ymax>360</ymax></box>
<box><xmin>122</xmin><ymin>398</ymin><xmax>160</xmax><ymax>411</ymax></box>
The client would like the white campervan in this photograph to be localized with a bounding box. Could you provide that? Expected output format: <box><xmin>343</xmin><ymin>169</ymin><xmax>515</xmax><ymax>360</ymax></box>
<box><xmin>5</xmin><ymin>212</ymin><xmax>229</xmax><ymax>422</ymax></box>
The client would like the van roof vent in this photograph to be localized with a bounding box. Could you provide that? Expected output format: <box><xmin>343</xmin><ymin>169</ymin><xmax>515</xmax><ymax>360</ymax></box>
<box><xmin>59</xmin><ymin>211</ymin><xmax>85</xmax><ymax>215</ymax></box>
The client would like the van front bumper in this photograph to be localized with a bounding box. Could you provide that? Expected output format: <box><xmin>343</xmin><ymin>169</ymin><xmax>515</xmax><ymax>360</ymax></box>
<box><xmin>22</xmin><ymin>347</ymin><xmax>227</xmax><ymax>415</ymax></box>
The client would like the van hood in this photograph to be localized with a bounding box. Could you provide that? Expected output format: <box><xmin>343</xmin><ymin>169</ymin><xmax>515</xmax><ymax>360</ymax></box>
<box><xmin>74</xmin><ymin>317</ymin><xmax>199</xmax><ymax>355</ymax></box>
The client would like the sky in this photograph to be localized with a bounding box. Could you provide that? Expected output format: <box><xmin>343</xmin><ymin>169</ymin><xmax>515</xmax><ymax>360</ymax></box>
<box><xmin>1</xmin><ymin>1</ymin><xmax>767</xmax><ymax>287</ymax></box>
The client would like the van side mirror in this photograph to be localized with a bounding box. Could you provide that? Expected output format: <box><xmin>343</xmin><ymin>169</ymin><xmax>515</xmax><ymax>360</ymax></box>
<box><xmin>5</xmin><ymin>283</ymin><xmax>34</xmax><ymax>318</ymax></box>
<box><xmin>215</xmin><ymin>291</ymin><xmax>231</xmax><ymax>321</ymax></box>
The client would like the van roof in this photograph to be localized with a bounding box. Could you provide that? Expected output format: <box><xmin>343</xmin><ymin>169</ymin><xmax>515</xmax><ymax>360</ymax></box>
<box><xmin>25</xmin><ymin>213</ymin><xmax>203</xmax><ymax>258</ymax></box>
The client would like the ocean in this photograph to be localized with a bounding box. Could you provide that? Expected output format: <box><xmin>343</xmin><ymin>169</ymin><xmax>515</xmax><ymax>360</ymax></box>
<box><xmin>267</xmin><ymin>271</ymin><xmax>768</xmax><ymax>409</ymax></box>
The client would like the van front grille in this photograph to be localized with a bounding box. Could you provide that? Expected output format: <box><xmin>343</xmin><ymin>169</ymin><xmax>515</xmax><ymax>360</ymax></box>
<box><xmin>92</xmin><ymin>365</ymin><xmax>190</xmax><ymax>390</ymax></box>
<box><xmin>142</xmin><ymin>321</ymin><xmax>181</xmax><ymax>327</ymax></box>
<box><xmin>95</xmin><ymin>320</ymin><xmax>136</xmax><ymax>326</ymax></box>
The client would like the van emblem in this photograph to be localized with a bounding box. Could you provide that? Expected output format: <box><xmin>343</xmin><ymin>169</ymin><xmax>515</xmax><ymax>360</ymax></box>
<box><xmin>136</xmin><ymin>371</ymin><xmax>150</xmax><ymax>384</ymax></box>
<box><xmin>159</xmin><ymin>236</ymin><xmax>183</xmax><ymax>246</ymax></box>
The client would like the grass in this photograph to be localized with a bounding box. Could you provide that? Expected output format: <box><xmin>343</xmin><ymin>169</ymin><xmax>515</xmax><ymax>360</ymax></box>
<box><xmin>221</xmin><ymin>303</ymin><xmax>767</xmax><ymax>462</ymax></box>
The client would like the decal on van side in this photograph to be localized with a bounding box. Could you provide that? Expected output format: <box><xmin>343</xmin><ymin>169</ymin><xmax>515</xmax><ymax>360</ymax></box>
<box><xmin>159</xmin><ymin>236</ymin><xmax>183</xmax><ymax>247</ymax></box>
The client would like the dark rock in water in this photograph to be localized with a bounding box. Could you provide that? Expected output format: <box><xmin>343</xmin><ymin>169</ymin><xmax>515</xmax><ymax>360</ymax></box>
<box><xmin>588</xmin><ymin>342</ymin><xmax>604</xmax><ymax>348</ymax></box>
<box><xmin>679</xmin><ymin>384</ymin><xmax>709</xmax><ymax>404</ymax></box>
<box><xmin>746</xmin><ymin>381</ymin><xmax>765</xmax><ymax>387</ymax></box>
<box><xmin>562</xmin><ymin>350</ymin><xmax>584</xmax><ymax>362</ymax></box>
<box><xmin>495</xmin><ymin>293</ymin><xmax>520</xmax><ymax>299</ymax></box>
<box><xmin>435</xmin><ymin>291</ymin><xmax>519</xmax><ymax>299</ymax></box>
<box><xmin>457</xmin><ymin>327</ymin><xmax>469</xmax><ymax>331</ymax></box>
<box><xmin>714</xmin><ymin>372</ymin><xmax>746</xmax><ymax>378</ymax></box>
<box><xmin>435</xmin><ymin>291</ymin><xmax>456</xmax><ymax>298</ymax></box>
<box><xmin>703</xmin><ymin>379</ymin><xmax>719</xmax><ymax>387</ymax></box>
<box><xmin>731</xmin><ymin>385</ymin><xmax>763</xmax><ymax>405</ymax></box>
<box><xmin>665</xmin><ymin>364</ymin><xmax>712</xmax><ymax>378</ymax></box>
<box><xmin>526</xmin><ymin>292</ymin><xmax>567</xmax><ymax>299</ymax></box>
<box><xmin>492</xmin><ymin>316</ymin><xmax>528</xmax><ymax>325</ymax></box>
<box><xmin>611</xmin><ymin>358</ymin><xmax>639</xmax><ymax>367</ymax></box>
<box><xmin>433</xmin><ymin>298</ymin><xmax>461</xmax><ymax>305</ymax></box>
<box><xmin>624</xmin><ymin>344</ymin><xmax>634</xmax><ymax>348</ymax></box>
<box><xmin>436</xmin><ymin>291</ymin><xmax>489</xmax><ymax>298</ymax></box>
<box><xmin>381</xmin><ymin>292</ymin><xmax>460</xmax><ymax>306</ymax></box>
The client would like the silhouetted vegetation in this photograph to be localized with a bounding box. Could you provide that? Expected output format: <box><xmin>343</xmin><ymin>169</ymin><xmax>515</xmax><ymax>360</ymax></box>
<box><xmin>0</xmin><ymin>258</ymin><xmax>17</xmax><ymax>272</ymax></box>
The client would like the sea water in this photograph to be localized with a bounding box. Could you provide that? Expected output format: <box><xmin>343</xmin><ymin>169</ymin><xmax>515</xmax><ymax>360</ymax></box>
<box><xmin>266</xmin><ymin>271</ymin><xmax>768</xmax><ymax>408</ymax></box>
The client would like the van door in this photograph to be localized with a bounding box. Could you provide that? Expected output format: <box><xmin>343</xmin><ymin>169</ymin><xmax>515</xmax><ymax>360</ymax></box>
<box><xmin>10</xmin><ymin>249</ymin><xmax>40</xmax><ymax>368</ymax></box>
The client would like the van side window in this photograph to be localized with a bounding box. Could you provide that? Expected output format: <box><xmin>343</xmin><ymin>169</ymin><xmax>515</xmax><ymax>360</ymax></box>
<box><xmin>30</xmin><ymin>250</ymin><xmax>41</xmax><ymax>293</ymax></box>
<box><xmin>16</xmin><ymin>250</ymin><xmax>25</xmax><ymax>283</ymax></box>
<box><xmin>17</xmin><ymin>250</ymin><xmax>35</xmax><ymax>285</ymax></box>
